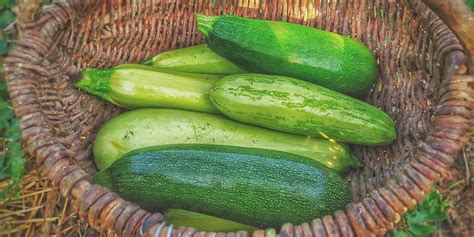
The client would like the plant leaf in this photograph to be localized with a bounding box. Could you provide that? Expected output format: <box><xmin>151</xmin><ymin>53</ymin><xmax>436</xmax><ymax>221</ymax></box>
<box><xmin>0</xmin><ymin>105</ymin><xmax>13</xmax><ymax>119</ymax></box>
<box><xmin>0</xmin><ymin>0</ymin><xmax>26</xmax><ymax>199</ymax></box>
<box><xmin>465</xmin><ymin>0</ymin><xmax>474</xmax><ymax>11</ymax></box>
<box><xmin>391</xmin><ymin>228</ymin><xmax>409</xmax><ymax>237</ymax></box>
<box><xmin>0</xmin><ymin>9</ymin><xmax>15</xmax><ymax>28</ymax></box>
<box><xmin>6</xmin><ymin>118</ymin><xmax>21</xmax><ymax>140</ymax></box>
<box><xmin>0</xmin><ymin>170</ymin><xmax>9</xmax><ymax>180</ymax></box>
<box><xmin>0</xmin><ymin>100</ymin><xmax>8</xmax><ymax>109</ymax></box>
<box><xmin>406</xmin><ymin>210</ymin><xmax>428</xmax><ymax>225</ymax></box>
<box><xmin>0</xmin><ymin>34</ymin><xmax>9</xmax><ymax>54</ymax></box>
<box><xmin>420</xmin><ymin>191</ymin><xmax>447</xmax><ymax>222</ymax></box>
<box><xmin>7</xmin><ymin>142</ymin><xmax>24</xmax><ymax>176</ymax></box>
<box><xmin>6</xmin><ymin>0</ymin><xmax>15</xmax><ymax>8</ymax></box>
<box><xmin>408</xmin><ymin>223</ymin><xmax>437</xmax><ymax>237</ymax></box>
<box><xmin>400</xmin><ymin>189</ymin><xmax>448</xmax><ymax>237</ymax></box>
<box><xmin>0</xmin><ymin>188</ymin><xmax>8</xmax><ymax>199</ymax></box>
<box><xmin>0</xmin><ymin>154</ymin><xmax>8</xmax><ymax>180</ymax></box>
<box><xmin>0</xmin><ymin>81</ymin><xmax>8</xmax><ymax>100</ymax></box>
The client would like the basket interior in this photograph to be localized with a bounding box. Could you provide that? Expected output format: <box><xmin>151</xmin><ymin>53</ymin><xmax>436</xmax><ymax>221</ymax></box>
<box><xmin>30</xmin><ymin>0</ymin><xmax>464</xmax><ymax>203</ymax></box>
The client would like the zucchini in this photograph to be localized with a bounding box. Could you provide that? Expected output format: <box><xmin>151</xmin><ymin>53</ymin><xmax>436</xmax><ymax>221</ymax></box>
<box><xmin>93</xmin><ymin>144</ymin><xmax>353</xmax><ymax>228</ymax></box>
<box><xmin>143</xmin><ymin>44</ymin><xmax>247</xmax><ymax>74</ymax></box>
<box><xmin>93</xmin><ymin>109</ymin><xmax>360</xmax><ymax>172</ymax></box>
<box><xmin>210</xmin><ymin>74</ymin><xmax>396</xmax><ymax>145</ymax></box>
<box><xmin>196</xmin><ymin>14</ymin><xmax>377</xmax><ymax>97</ymax></box>
<box><xmin>112</xmin><ymin>64</ymin><xmax>225</xmax><ymax>79</ymax></box>
<box><xmin>164</xmin><ymin>209</ymin><xmax>257</xmax><ymax>232</ymax></box>
<box><xmin>75</xmin><ymin>65</ymin><xmax>221</xmax><ymax>113</ymax></box>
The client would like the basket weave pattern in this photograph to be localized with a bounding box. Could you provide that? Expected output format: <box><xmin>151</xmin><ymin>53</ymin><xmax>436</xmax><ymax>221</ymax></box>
<box><xmin>5</xmin><ymin>0</ymin><xmax>473</xmax><ymax>236</ymax></box>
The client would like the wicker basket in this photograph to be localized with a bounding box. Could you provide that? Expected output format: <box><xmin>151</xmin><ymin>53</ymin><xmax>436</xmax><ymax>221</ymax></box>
<box><xmin>5</xmin><ymin>0</ymin><xmax>473</xmax><ymax>236</ymax></box>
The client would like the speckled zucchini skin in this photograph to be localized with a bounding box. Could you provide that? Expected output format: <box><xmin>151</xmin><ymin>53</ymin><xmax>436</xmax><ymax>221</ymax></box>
<box><xmin>197</xmin><ymin>14</ymin><xmax>378</xmax><ymax>97</ymax></box>
<box><xmin>93</xmin><ymin>144</ymin><xmax>353</xmax><ymax>228</ymax></box>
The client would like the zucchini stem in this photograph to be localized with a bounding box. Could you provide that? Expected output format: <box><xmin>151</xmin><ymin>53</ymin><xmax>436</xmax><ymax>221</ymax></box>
<box><xmin>142</xmin><ymin>58</ymin><xmax>154</xmax><ymax>66</ymax></box>
<box><xmin>196</xmin><ymin>14</ymin><xmax>218</xmax><ymax>38</ymax></box>
<box><xmin>75</xmin><ymin>68</ymin><xmax>114</xmax><ymax>102</ymax></box>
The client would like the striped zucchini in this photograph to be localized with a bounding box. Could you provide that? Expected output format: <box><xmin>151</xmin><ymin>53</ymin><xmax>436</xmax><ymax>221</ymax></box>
<box><xmin>210</xmin><ymin>74</ymin><xmax>396</xmax><ymax>145</ymax></box>
<box><xmin>143</xmin><ymin>44</ymin><xmax>247</xmax><ymax>74</ymax></box>
<box><xmin>164</xmin><ymin>209</ymin><xmax>257</xmax><ymax>232</ymax></box>
<box><xmin>75</xmin><ymin>64</ymin><xmax>222</xmax><ymax>113</ymax></box>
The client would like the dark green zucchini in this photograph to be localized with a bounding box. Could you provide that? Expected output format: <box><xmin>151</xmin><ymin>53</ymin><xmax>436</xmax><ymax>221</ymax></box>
<box><xmin>93</xmin><ymin>144</ymin><xmax>353</xmax><ymax>228</ymax></box>
<box><xmin>197</xmin><ymin>14</ymin><xmax>377</xmax><ymax>97</ymax></box>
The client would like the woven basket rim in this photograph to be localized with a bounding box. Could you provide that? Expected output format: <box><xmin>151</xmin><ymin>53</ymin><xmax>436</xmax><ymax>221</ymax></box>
<box><xmin>5</xmin><ymin>0</ymin><xmax>473</xmax><ymax>236</ymax></box>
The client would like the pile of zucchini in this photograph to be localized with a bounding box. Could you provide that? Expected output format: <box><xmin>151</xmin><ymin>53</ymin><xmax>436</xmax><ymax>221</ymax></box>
<box><xmin>76</xmin><ymin>15</ymin><xmax>396</xmax><ymax>230</ymax></box>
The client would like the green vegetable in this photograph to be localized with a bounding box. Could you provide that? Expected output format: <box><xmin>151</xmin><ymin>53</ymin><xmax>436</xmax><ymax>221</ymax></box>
<box><xmin>93</xmin><ymin>109</ymin><xmax>360</xmax><ymax>172</ymax></box>
<box><xmin>164</xmin><ymin>208</ymin><xmax>257</xmax><ymax>232</ymax></box>
<box><xmin>93</xmin><ymin>144</ymin><xmax>353</xmax><ymax>228</ymax></box>
<box><xmin>196</xmin><ymin>14</ymin><xmax>377</xmax><ymax>97</ymax></box>
<box><xmin>143</xmin><ymin>44</ymin><xmax>246</xmax><ymax>74</ymax></box>
<box><xmin>210</xmin><ymin>74</ymin><xmax>396</xmax><ymax>145</ymax></box>
<box><xmin>75</xmin><ymin>65</ymin><xmax>222</xmax><ymax>113</ymax></box>
<box><xmin>113</xmin><ymin>64</ymin><xmax>226</xmax><ymax>79</ymax></box>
